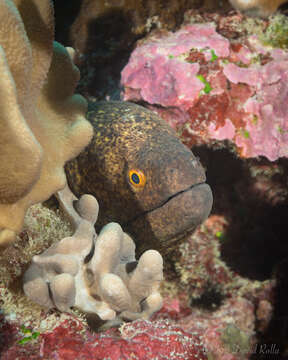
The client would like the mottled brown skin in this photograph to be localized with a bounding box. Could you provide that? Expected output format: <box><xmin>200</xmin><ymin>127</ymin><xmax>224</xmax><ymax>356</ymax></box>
<box><xmin>65</xmin><ymin>101</ymin><xmax>213</xmax><ymax>255</ymax></box>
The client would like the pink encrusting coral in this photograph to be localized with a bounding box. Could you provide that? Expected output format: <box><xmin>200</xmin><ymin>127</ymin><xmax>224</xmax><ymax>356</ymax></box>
<box><xmin>223</xmin><ymin>58</ymin><xmax>288</xmax><ymax>160</ymax></box>
<box><xmin>121</xmin><ymin>20</ymin><xmax>288</xmax><ymax>161</ymax></box>
<box><xmin>122</xmin><ymin>24</ymin><xmax>230</xmax><ymax>111</ymax></box>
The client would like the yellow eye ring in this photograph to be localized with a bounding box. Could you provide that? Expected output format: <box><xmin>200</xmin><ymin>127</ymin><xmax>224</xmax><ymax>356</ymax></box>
<box><xmin>128</xmin><ymin>169</ymin><xmax>146</xmax><ymax>188</ymax></box>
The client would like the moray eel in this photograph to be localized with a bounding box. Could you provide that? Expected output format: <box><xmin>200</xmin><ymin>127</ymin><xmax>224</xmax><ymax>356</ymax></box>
<box><xmin>65</xmin><ymin>101</ymin><xmax>213</xmax><ymax>255</ymax></box>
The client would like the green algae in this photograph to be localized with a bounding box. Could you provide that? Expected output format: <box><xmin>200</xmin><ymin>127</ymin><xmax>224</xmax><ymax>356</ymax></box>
<box><xmin>210</xmin><ymin>49</ymin><xmax>218</xmax><ymax>62</ymax></box>
<box><xmin>197</xmin><ymin>74</ymin><xmax>212</xmax><ymax>94</ymax></box>
<box><xmin>18</xmin><ymin>325</ymin><xmax>40</xmax><ymax>345</ymax></box>
<box><xmin>241</xmin><ymin>129</ymin><xmax>250</xmax><ymax>139</ymax></box>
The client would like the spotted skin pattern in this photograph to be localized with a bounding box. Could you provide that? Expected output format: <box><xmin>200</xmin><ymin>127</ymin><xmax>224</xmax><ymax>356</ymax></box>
<box><xmin>65</xmin><ymin>101</ymin><xmax>213</xmax><ymax>255</ymax></box>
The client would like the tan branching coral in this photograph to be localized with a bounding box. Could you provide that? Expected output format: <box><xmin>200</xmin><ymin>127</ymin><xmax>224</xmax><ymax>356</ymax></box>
<box><xmin>0</xmin><ymin>0</ymin><xmax>93</xmax><ymax>249</ymax></box>
<box><xmin>23</xmin><ymin>185</ymin><xmax>163</xmax><ymax>323</ymax></box>
<box><xmin>229</xmin><ymin>0</ymin><xmax>287</xmax><ymax>17</ymax></box>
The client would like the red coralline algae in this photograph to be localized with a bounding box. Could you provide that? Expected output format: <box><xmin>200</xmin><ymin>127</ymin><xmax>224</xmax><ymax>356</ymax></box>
<box><xmin>1</xmin><ymin>297</ymin><xmax>259</xmax><ymax>360</ymax></box>
<box><xmin>152</xmin><ymin>298</ymin><xmax>193</xmax><ymax>322</ymax></box>
<box><xmin>0</xmin><ymin>316</ymin><xmax>40</xmax><ymax>360</ymax></box>
<box><xmin>121</xmin><ymin>17</ymin><xmax>288</xmax><ymax>161</ymax></box>
<box><xmin>40</xmin><ymin>319</ymin><xmax>207</xmax><ymax>360</ymax></box>
<box><xmin>177</xmin><ymin>297</ymin><xmax>257</xmax><ymax>360</ymax></box>
<box><xmin>0</xmin><ymin>315</ymin><xmax>207</xmax><ymax>360</ymax></box>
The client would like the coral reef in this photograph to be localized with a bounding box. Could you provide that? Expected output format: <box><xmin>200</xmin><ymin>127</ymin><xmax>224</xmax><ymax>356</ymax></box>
<box><xmin>121</xmin><ymin>12</ymin><xmax>288</xmax><ymax>161</ymax></box>
<box><xmin>40</xmin><ymin>319</ymin><xmax>207</xmax><ymax>360</ymax></box>
<box><xmin>23</xmin><ymin>185</ymin><xmax>163</xmax><ymax>323</ymax></box>
<box><xmin>0</xmin><ymin>0</ymin><xmax>93</xmax><ymax>249</ymax></box>
<box><xmin>0</xmin><ymin>318</ymin><xmax>207</xmax><ymax>360</ymax></box>
<box><xmin>0</xmin><ymin>185</ymin><xmax>278</xmax><ymax>359</ymax></box>
<box><xmin>66</xmin><ymin>101</ymin><xmax>213</xmax><ymax>255</ymax></box>
<box><xmin>2</xmin><ymin>4</ymin><xmax>288</xmax><ymax>359</ymax></box>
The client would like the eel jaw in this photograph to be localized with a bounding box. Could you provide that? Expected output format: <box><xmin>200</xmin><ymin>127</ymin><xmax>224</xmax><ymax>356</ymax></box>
<box><xmin>124</xmin><ymin>183</ymin><xmax>213</xmax><ymax>255</ymax></box>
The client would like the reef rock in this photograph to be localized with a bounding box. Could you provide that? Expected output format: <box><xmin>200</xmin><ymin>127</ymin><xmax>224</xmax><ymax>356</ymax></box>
<box><xmin>69</xmin><ymin>0</ymin><xmax>231</xmax><ymax>53</ymax></box>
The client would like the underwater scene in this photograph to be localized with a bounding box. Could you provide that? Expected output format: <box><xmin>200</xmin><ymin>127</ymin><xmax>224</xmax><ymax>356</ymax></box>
<box><xmin>1</xmin><ymin>0</ymin><xmax>288</xmax><ymax>359</ymax></box>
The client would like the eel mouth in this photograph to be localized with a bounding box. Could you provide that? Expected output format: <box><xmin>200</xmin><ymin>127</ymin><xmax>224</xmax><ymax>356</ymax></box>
<box><xmin>151</xmin><ymin>182</ymin><xmax>209</xmax><ymax>214</ymax></box>
<box><xmin>124</xmin><ymin>182</ymin><xmax>213</xmax><ymax>252</ymax></box>
<box><xmin>126</xmin><ymin>182</ymin><xmax>212</xmax><ymax>224</ymax></box>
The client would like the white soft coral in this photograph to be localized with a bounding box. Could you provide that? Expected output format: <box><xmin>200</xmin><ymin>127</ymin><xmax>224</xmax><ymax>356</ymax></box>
<box><xmin>23</xmin><ymin>185</ymin><xmax>163</xmax><ymax>323</ymax></box>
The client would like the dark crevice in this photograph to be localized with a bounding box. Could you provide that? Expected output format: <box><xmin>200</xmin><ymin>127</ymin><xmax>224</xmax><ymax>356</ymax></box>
<box><xmin>193</xmin><ymin>146</ymin><xmax>288</xmax><ymax>281</ymax></box>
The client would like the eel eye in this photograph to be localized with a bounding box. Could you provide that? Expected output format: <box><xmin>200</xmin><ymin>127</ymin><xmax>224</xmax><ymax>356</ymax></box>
<box><xmin>128</xmin><ymin>169</ymin><xmax>146</xmax><ymax>188</ymax></box>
